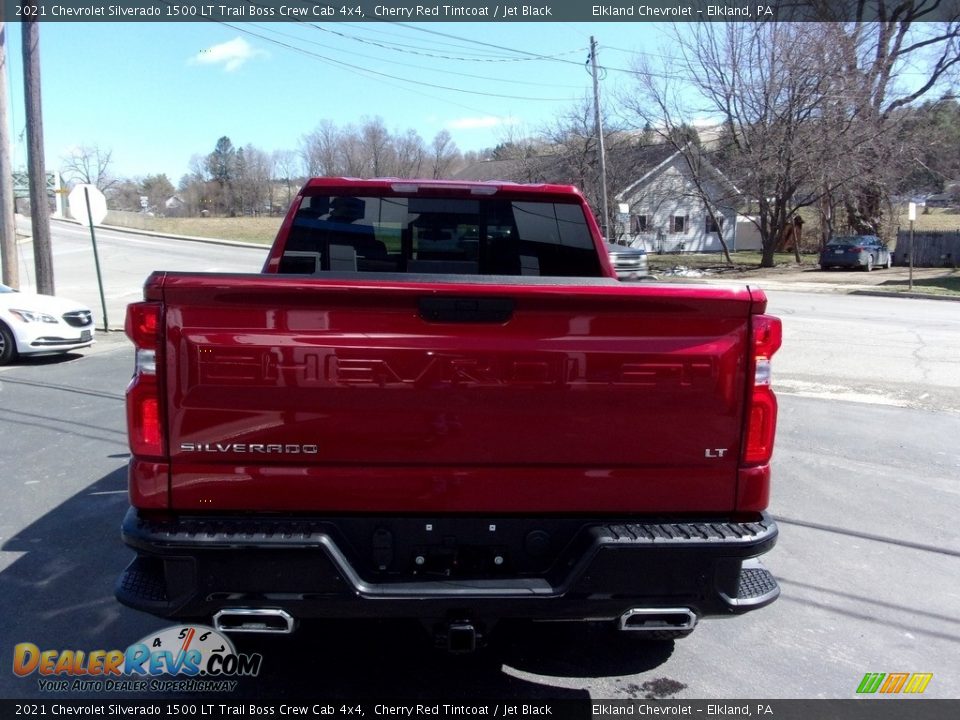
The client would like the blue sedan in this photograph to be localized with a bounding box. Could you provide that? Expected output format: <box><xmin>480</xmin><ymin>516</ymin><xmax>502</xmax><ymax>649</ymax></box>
<box><xmin>819</xmin><ymin>236</ymin><xmax>892</xmax><ymax>271</ymax></box>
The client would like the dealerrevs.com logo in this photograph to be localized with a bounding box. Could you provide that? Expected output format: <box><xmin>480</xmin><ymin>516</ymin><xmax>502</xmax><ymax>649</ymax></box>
<box><xmin>856</xmin><ymin>672</ymin><xmax>933</xmax><ymax>695</ymax></box>
<box><xmin>13</xmin><ymin>625</ymin><xmax>262</xmax><ymax>693</ymax></box>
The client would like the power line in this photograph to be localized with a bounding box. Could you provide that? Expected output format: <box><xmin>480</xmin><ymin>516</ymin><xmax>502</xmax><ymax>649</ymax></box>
<box><xmin>223</xmin><ymin>23</ymin><xmax>583</xmax><ymax>103</ymax></box>
<box><xmin>338</xmin><ymin>21</ymin><xmax>572</xmax><ymax>59</ymax></box>
<box><xmin>316</xmin><ymin>24</ymin><xmax>586</xmax><ymax>63</ymax></box>
<box><xmin>254</xmin><ymin>23</ymin><xmax>584</xmax><ymax>89</ymax></box>
<box><xmin>391</xmin><ymin>23</ymin><xmax>674</xmax><ymax>78</ymax></box>
<box><xmin>395</xmin><ymin>22</ymin><xmax>597</xmax><ymax>67</ymax></box>
<box><xmin>216</xmin><ymin>23</ymin><xmax>537</xmax><ymax>123</ymax></box>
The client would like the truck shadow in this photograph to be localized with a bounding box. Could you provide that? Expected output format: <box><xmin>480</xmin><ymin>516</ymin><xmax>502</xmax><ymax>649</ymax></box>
<box><xmin>232</xmin><ymin>621</ymin><xmax>675</xmax><ymax>699</ymax></box>
<box><xmin>0</xmin><ymin>468</ymin><xmax>675</xmax><ymax>701</ymax></box>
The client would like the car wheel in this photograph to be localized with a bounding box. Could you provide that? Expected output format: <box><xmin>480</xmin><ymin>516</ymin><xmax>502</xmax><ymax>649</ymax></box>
<box><xmin>864</xmin><ymin>255</ymin><xmax>874</xmax><ymax>272</ymax></box>
<box><xmin>0</xmin><ymin>322</ymin><xmax>19</xmax><ymax>366</ymax></box>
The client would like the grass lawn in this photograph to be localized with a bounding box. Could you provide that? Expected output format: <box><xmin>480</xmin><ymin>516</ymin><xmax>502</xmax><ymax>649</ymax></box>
<box><xmin>876</xmin><ymin>271</ymin><xmax>960</xmax><ymax>297</ymax></box>
<box><xmin>105</xmin><ymin>213</ymin><xmax>283</xmax><ymax>245</ymax></box>
<box><xmin>895</xmin><ymin>207</ymin><xmax>960</xmax><ymax>232</ymax></box>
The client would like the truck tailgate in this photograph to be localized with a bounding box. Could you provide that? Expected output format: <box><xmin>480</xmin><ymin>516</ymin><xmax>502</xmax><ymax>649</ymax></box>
<box><xmin>155</xmin><ymin>274</ymin><xmax>758</xmax><ymax>513</ymax></box>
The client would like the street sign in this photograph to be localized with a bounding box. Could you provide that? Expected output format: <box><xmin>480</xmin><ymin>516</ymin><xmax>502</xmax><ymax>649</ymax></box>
<box><xmin>68</xmin><ymin>184</ymin><xmax>108</xmax><ymax>226</ymax></box>
<box><xmin>908</xmin><ymin>202</ymin><xmax>917</xmax><ymax>222</ymax></box>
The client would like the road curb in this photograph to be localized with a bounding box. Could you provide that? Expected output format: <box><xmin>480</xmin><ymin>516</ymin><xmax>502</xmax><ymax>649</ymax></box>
<box><xmin>850</xmin><ymin>289</ymin><xmax>960</xmax><ymax>302</ymax></box>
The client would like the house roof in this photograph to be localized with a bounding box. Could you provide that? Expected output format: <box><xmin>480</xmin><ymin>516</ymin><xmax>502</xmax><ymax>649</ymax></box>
<box><xmin>452</xmin><ymin>158</ymin><xmax>532</xmax><ymax>182</ymax></box>
<box><xmin>452</xmin><ymin>143</ymin><xmax>677</xmax><ymax>193</ymax></box>
<box><xmin>617</xmin><ymin>144</ymin><xmax>742</xmax><ymax>204</ymax></box>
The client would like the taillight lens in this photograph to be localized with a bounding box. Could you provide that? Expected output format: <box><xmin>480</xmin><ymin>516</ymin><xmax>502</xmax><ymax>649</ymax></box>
<box><xmin>125</xmin><ymin>302</ymin><xmax>159</xmax><ymax>348</ymax></box>
<box><xmin>128</xmin><ymin>380</ymin><xmax>162</xmax><ymax>456</ymax></box>
<box><xmin>125</xmin><ymin>302</ymin><xmax>164</xmax><ymax>459</ymax></box>
<box><xmin>753</xmin><ymin>313</ymin><xmax>783</xmax><ymax>361</ymax></box>
<box><xmin>743</xmin><ymin>314</ymin><xmax>782</xmax><ymax>466</ymax></box>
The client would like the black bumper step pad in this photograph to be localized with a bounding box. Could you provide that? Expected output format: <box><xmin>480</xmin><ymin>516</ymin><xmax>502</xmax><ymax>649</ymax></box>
<box><xmin>124</xmin><ymin>511</ymin><xmax>778</xmax><ymax>552</ymax></box>
<box><xmin>602</xmin><ymin>517</ymin><xmax>775</xmax><ymax>545</ymax></box>
<box><xmin>738</xmin><ymin>566</ymin><xmax>779</xmax><ymax>600</ymax></box>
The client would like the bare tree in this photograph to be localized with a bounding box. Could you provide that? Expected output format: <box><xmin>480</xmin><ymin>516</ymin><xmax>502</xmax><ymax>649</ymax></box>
<box><xmin>394</xmin><ymin>129</ymin><xmax>426</xmax><ymax>178</ymax></box>
<box><xmin>272</xmin><ymin>149</ymin><xmax>301</xmax><ymax>205</ymax></box>
<box><xmin>234</xmin><ymin>144</ymin><xmax>273</xmax><ymax>214</ymax></box>
<box><xmin>540</xmin><ymin>98</ymin><xmax>602</xmax><ymax>198</ymax></box>
<box><xmin>301</xmin><ymin>120</ymin><xmax>462</xmax><ymax>180</ymax></box>
<box><xmin>361</xmin><ymin>117</ymin><xmax>394</xmax><ymax>177</ymax></box>
<box><xmin>301</xmin><ymin>120</ymin><xmax>342</xmax><ymax>176</ymax></box>
<box><xmin>105</xmin><ymin>178</ymin><xmax>142</xmax><ymax>212</ymax></box>
<box><xmin>430</xmin><ymin>130</ymin><xmax>460</xmax><ymax>179</ymax></box>
<box><xmin>491</xmin><ymin>121</ymin><xmax>548</xmax><ymax>180</ymax></box>
<box><xmin>628</xmin><ymin>23</ymin><xmax>840</xmax><ymax>267</ymax></box>
<box><xmin>823</xmin><ymin>5</ymin><xmax>960</xmax><ymax>234</ymax></box>
<box><xmin>539</xmin><ymin>97</ymin><xmax>639</xmax><ymax>230</ymax></box>
<box><xmin>61</xmin><ymin>144</ymin><xmax>116</xmax><ymax>190</ymax></box>
<box><xmin>338</xmin><ymin>125</ymin><xmax>370</xmax><ymax>177</ymax></box>
<box><xmin>178</xmin><ymin>154</ymin><xmax>215</xmax><ymax>215</ymax></box>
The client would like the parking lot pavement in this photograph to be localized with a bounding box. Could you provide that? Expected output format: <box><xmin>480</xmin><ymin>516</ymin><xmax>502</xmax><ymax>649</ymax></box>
<box><xmin>1</xmin><ymin>295</ymin><xmax>958</xmax><ymax>703</ymax></box>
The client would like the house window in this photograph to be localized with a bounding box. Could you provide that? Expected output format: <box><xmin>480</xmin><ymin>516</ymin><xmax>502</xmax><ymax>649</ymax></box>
<box><xmin>631</xmin><ymin>214</ymin><xmax>648</xmax><ymax>233</ymax></box>
<box><xmin>706</xmin><ymin>215</ymin><xmax>724</xmax><ymax>234</ymax></box>
<box><xmin>672</xmin><ymin>215</ymin><xmax>686</xmax><ymax>233</ymax></box>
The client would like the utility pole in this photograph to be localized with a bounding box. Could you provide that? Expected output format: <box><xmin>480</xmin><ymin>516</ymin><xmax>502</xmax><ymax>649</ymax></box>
<box><xmin>589</xmin><ymin>36</ymin><xmax>610</xmax><ymax>241</ymax></box>
<box><xmin>0</xmin><ymin>22</ymin><xmax>18</xmax><ymax>289</ymax></box>
<box><xmin>22</xmin><ymin>14</ymin><xmax>54</xmax><ymax>295</ymax></box>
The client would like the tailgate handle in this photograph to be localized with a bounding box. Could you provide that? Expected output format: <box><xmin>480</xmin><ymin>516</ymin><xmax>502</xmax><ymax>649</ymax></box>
<box><xmin>418</xmin><ymin>297</ymin><xmax>514</xmax><ymax>323</ymax></box>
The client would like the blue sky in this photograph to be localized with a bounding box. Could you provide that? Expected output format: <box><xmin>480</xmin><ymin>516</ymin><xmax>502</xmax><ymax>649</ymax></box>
<box><xmin>3</xmin><ymin>21</ymin><xmax>668</xmax><ymax>184</ymax></box>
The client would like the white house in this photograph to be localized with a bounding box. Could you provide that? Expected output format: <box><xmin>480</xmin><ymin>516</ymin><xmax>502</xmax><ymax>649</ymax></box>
<box><xmin>616</xmin><ymin>150</ymin><xmax>743</xmax><ymax>253</ymax></box>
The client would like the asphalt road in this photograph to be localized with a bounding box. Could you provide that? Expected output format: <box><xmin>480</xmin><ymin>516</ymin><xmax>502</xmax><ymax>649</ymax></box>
<box><xmin>1</xmin><ymin>280</ymin><xmax>958</xmax><ymax>703</ymax></box>
<box><xmin>768</xmin><ymin>291</ymin><xmax>960</xmax><ymax>414</ymax></box>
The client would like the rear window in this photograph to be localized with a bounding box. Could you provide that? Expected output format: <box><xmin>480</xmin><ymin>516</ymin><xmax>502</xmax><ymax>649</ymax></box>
<box><xmin>278</xmin><ymin>195</ymin><xmax>603</xmax><ymax>277</ymax></box>
<box><xmin>827</xmin><ymin>236</ymin><xmax>876</xmax><ymax>246</ymax></box>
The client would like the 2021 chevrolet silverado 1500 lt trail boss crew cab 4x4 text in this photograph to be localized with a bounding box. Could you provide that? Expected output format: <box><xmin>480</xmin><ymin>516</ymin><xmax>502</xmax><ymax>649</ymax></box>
<box><xmin>117</xmin><ymin>178</ymin><xmax>782</xmax><ymax>650</ymax></box>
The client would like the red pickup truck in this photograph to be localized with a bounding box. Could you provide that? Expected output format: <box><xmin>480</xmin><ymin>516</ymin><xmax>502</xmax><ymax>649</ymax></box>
<box><xmin>117</xmin><ymin>178</ymin><xmax>781</xmax><ymax>651</ymax></box>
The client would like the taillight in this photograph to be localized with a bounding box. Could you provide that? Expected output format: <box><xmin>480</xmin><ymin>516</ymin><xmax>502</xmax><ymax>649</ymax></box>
<box><xmin>125</xmin><ymin>302</ymin><xmax>164</xmax><ymax>459</ymax></box>
<box><xmin>743</xmin><ymin>314</ymin><xmax>782</xmax><ymax>466</ymax></box>
<box><xmin>126</xmin><ymin>302</ymin><xmax>158</xmax><ymax>347</ymax></box>
<box><xmin>851</xmin><ymin>246</ymin><xmax>863</xmax><ymax>252</ymax></box>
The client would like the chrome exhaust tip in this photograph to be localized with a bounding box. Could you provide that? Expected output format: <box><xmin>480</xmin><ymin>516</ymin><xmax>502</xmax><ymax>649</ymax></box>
<box><xmin>618</xmin><ymin>608</ymin><xmax>697</xmax><ymax>632</ymax></box>
<box><xmin>213</xmin><ymin>608</ymin><xmax>296</xmax><ymax>634</ymax></box>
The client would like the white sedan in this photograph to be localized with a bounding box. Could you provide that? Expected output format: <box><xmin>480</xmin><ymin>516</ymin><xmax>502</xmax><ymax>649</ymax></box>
<box><xmin>0</xmin><ymin>284</ymin><xmax>95</xmax><ymax>365</ymax></box>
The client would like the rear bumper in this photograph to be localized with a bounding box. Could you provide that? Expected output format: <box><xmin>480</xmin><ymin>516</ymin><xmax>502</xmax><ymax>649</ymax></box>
<box><xmin>820</xmin><ymin>254</ymin><xmax>867</xmax><ymax>268</ymax></box>
<box><xmin>19</xmin><ymin>331</ymin><xmax>93</xmax><ymax>354</ymax></box>
<box><xmin>117</xmin><ymin>508</ymin><xmax>779</xmax><ymax>624</ymax></box>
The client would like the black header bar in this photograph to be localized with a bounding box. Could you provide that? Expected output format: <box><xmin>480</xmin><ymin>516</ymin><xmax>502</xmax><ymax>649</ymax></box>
<box><xmin>2</xmin><ymin>0</ymin><xmax>959</xmax><ymax>23</ymax></box>
<box><xmin>3</xmin><ymin>699</ymin><xmax>960</xmax><ymax>719</ymax></box>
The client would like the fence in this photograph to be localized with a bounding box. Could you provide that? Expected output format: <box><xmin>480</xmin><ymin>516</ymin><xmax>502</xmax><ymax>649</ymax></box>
<box><xmin>893</xmin><ymin>230</ymin><xmax>960</xmax><ymax>268</ymax></box>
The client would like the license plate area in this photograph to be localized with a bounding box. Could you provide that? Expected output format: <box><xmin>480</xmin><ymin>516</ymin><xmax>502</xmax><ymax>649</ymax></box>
<box><xmin>81</xmin><ymin>330</ymin><xmax>92</xmax><ymax>341</ymax></box>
